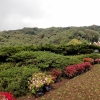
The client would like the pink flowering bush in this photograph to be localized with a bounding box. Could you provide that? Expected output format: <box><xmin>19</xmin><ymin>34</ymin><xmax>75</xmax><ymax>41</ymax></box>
<box><xmin>95</xmin><ymin>58</ymin><xmax>100</xmax><ymax>64</ymax></box>
<box><xmin>0</xmin><ymin>92</ymin><xmax>16</xmax><ymax>100</ymax></box>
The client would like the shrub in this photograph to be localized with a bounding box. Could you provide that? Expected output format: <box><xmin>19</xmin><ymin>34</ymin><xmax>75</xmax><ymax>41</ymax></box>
<box><xmin>64</xmin><ymin>62</ymin><xmax>91</xmax><ymax>78</ymax></box>
<box><xmin>76</xmin><ymin>62</ymin><xmax>91</xmax><ymax>73</ymax></box>
<box><xmin>74</xmin><ymin>63</ymin><xmax>85</xmax><ymax>75</ymax></box>
<box><xmin>79</xmin><ymin>49</ymin><xmax>94</xmax><ymax>54</ymax></box>
<box><xmin>0</xmin><ymin>92</ymin><xmax>16</xmax><ymax>100</ymax></box>
<box><xmin>84</xmin><ymin>53</ymin><xmax>100</xmax><ymax>60</ymax></box>
<box><xmin>82</xmin><ymin>62</ymin><xmax>91</xmax><ymax>72</ymax></box>
<box><xmin>95</xmin><ymin>58</ymin><xmax>100</xmax><ymax>64</ymax></box>
<box><xmin>0</xmin><ymin>67</ymin><xmax>39</xmax><ymax>97</ymax></box>
<box><xmin>64</xmin><ymin>65</ymin><xmax>77</xmax><ymax>78</ymax></box>
<box><xmin>83</xmin><ymin>58</ymin><xmax>94</xmax><ymax>64</ymax></box>
<box><xmin>50</xmin><ymin>68</ymin><xmax>62</xmax><ymax>82</ymax></box>
<box><xmin>29</xmin><ymin>72</ymin><xmax>54</xmax><ymax>95</ymax></box>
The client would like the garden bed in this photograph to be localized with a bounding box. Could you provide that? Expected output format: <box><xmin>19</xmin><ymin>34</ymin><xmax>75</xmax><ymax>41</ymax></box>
<box><xmin>17</xmin><ymin>78</ymin><xmax>69</xmax><ymax>100</ymax></box>
<box><xmin>17</xmin><ymin>64</ymin><xmax>100</xmax><ymax>100</ymax></box>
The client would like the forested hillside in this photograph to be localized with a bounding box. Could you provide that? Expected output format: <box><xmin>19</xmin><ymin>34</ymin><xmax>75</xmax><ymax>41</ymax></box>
<box><xmin>0</xmin><ymin>25</ymin><xmax>100</xmax><ymax>46</ymax></box>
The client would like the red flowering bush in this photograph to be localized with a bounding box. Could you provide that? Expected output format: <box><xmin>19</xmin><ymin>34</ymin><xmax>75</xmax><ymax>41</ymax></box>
<box><xmin>83</xmin><ymin>58</ymin><xmax>94</xmax><ymax>64</ymax></box>
<box><xmin>65</xmin><ymin>62</ymin><xmax>91</xmax><ymax>78</ymax></box>
<box><xmin>74</xmin><ymin>63</ymin><xmax>85</xmax><ymax>75</ymax></box>
<box><xmin>0</xmin><ymin>92</ymin><xmax>16</xmax><ymax>100</ymax></box>
<box><xmin>64</xmin><ymin>65</ymin><xmax>77</xmax><ymax>78</ymax></box>
<box><xmin>83</xmin><ymin>62</ymin><xmax>91</xmax><ymax>68</ymax></box>
<box><xmin>77</xmin><ymin>62</ymin><xmax>91</xmax><ymax>71</ymax></box>
<box><xmin>95</xmin><ymin>58</ymin><xmax>100</xmax><ymax>64</ymax></box>
<box><xmin>77</xmin><ymin>63</ymin><xmax>85</xmax><ymax>71</ymax></box>
<box><xmin>50</xmin><ymin>68</ymin><xmax>62</xmax><ymax>82</ymax></box>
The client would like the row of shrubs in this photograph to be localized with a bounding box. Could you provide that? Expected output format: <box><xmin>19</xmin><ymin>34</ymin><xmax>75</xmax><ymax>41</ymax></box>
<box><xmin>83</xmin><ymin>58</ymin><xmax>100</xmax><ymax>64</ymax></box>
<box><xmin>0</xmin><ymin>44</ymin><xmax>100</xmax><ymax>63</ymax></box>
<box><xmin>1</xmin><ymin>57</ymin><xmax>99</xmax><ymax>99</ymax></box>
<box><xmin>0</xmin><ymin>54</ymin><xmax>100</xmax><ymax>97</ymax></box>
<box><xmin>28</xmin><ymin>57</ymin><xmax>100</xmax><ymax>97</ymax></box>
<box><xmin>29</xmin><ymin>61</ymin><xmax>93</xmax><ymax>97</ymax></box>
<box><xmin>6</xmin><ymin>51</ymin><xmax>82</xmax><ymax>70</ymax></box>
<box><xmin>1</xmin><ymin>50</ymin><xmax>100</xmax><ymax>71</ymax></box>
<box><xmin>64</xmin><ymin>62</ymin><xmax>91</xmax><ymax>79</ymax></box>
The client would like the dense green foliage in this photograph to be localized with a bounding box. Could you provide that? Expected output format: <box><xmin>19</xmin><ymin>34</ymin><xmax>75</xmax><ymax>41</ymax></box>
<box><xmin>0</xmin><ymin>44</ymin><xmax>99</xmax><ymax>97</ymax></box>
<box><xmin>0</xmin><ymin>66</ymin><xmax>39</xmax><ymax>97</ymax></box>
<box><xmin>0</xmin><ymin>25</ymin><xmax>100</xmax><ymax>97</ymax></box>
<box><xmin>7</xmin><ymin>51</ymin><xmax>82</xmax><ymax>70</ymax></box>
<box><xmin>0</xmin><ymin>25</ymin><xmax>100</xmax><ymax>46</ymax></box>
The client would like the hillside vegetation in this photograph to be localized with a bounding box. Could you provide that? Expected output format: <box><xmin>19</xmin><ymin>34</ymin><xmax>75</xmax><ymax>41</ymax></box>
<box><xmin>0</xmin><ymin>25</ymin><xmax>100</xmax><ymax>46</ymax></box>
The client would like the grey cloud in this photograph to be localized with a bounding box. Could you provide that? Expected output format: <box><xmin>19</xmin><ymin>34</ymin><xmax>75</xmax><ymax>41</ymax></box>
<box><xmin>0</xmin><ymin>0</ymin><xmax>45</xmax><ymax>31</ymax></box>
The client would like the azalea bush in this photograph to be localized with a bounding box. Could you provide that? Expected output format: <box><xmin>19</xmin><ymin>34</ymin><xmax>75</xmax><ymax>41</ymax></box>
<box><xmin>64</xmin><ymin>65</ymin><xmax>77</xmax><ymax>78</ymax></box>
<box><xmin>95</xmin><ymin>58</ymin><xmax>100</xmax><ymax>64</ymax></box>
<box><xmin>74</xmin><ymin>63</ymin><xmax>85</xmax><ymax>75</ymax></box>
<box><xmin>83</xmin><ymin>62</ymin><xmax>91</xmax><ymax>71</ymax></box>
<box><xmin>83</xmin><ymin>58</ymin><xmax>94</xmax><ymax>64</ymax></box>
<box><xmin>29</xmin><ymin>72</ymin><xmax>54</xmax><ymax>95</ymax></box>
<box><xmin>75</xmin><ymin>62</ymin><xmax>91</xmax><ymax>74</ymax></box>
<box><xmin>0</xmin><ymin>92</ymin><xmax>16</xmax><ymax>100</ymax></box>
<box><xmin>50</xmin><ymin>68</ymin><xmax>62</xmax><ymax>82</ymax></box>
<box><xmin>64</xmin><ymin>62</ymin><xmax>91</xmax><ymax>78</ymax></box>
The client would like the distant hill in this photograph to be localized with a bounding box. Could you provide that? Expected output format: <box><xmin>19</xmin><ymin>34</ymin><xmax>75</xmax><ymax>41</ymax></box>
<box><xmin>0</xmin><ymin>25</ymin><xmax>100</xmax><ymax>46</ymax></box>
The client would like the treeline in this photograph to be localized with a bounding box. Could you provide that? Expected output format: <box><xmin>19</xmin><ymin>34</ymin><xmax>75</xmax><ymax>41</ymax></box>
<box><xmin>0</xmin><ymin>25</ymin><xmax>100</xmax><ymax>46</ymax></box>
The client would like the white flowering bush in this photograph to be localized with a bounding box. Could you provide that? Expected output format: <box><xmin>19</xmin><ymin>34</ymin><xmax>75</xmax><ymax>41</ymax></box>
<box><xmin>29</xmin><ymin>72</ymin><xmax>54</xmax><ymax>94</ymax></box>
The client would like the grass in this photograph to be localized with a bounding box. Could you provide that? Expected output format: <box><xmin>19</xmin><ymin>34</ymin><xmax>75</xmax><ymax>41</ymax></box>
<box><xmin>29</xmin><ymin>64</ymin><xmax>100</xmax><ymax>100</ymax></box>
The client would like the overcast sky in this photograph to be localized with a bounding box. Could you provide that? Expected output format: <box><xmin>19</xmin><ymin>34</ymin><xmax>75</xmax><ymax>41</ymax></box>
<box><xmin>0</xmin><ymin>0</ymin><xmax>100</xmax><ymax>31</ymax></box>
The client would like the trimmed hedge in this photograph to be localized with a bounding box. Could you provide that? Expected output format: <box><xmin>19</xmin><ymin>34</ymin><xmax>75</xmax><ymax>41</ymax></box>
<box><xmin>7</xmin><ymin>51</ymin><xmax>82</xmax><ymax>70</ymax></box>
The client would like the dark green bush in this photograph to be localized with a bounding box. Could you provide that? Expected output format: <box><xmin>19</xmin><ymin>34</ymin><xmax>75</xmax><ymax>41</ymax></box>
<box><xmin>84</xmin><ymin>53</ymin><xmax>100</xmax><ymax>60</ymax></box>
<box><xmin>7</xmin><ymin>51</ymin><xmax>82</xmax><ymax>70</ymax></box>
<box><xmin>79</xmin><ymin>49</ymin><xmax>94</xmax><ymax>54</ymax></box>
<box><xmin>0</xmin><ymin>66</ymin><xmax>39</xmax><ymax>97</ymax></box>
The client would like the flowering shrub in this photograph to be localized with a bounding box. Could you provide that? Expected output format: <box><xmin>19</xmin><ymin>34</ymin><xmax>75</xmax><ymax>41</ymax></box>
<box><xmin>50</xmin><ymin>68</ymin><xmax>62</xmax><ymax>82</ymax></box>
<box><xmin>76</xmin><ymin>62</ymin><xmax>91</xmax><ymax>73</ymax></box>
<box><xmin>29</xmin><ymin>72</ymin><xmax>54</xmax><ymax>95</ymax></box>
<box><xmin>0</xmin><ymin>92</ymin><xmax>16</xmax><ymax>100</ymax></box>
<box><xmin>74</xmin><ymin>63</ymin><xmax>85</xmax><ymax>75</ymax></box>
<box><xmin>83</xmin><ymin>58</ymin><xmax>94</xmax><ymax>64</ymax></box>
<box><xmin>83</xmin><ymin>62</ymin><xmax>91</xmax><ymax>70</ymax></box>
<box><xmin>65</xmin><ymin>62</ymin><xmax>91</xmax><ymax>78</ymax></box>
<box><xmin>76</xmin><ymin>63</ymin><xmax>85</xmax><ymax>72</ymax></box>
<box><xmin>95</xmin><ymin>58</ymin><xmax>100</xmax><ymax>64</ymax></box>
<box><xmin>64</xmin><ymin>65</ymin><xmax>77</xmax><ymax>78</ymax></box>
